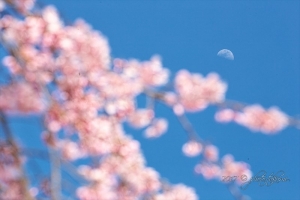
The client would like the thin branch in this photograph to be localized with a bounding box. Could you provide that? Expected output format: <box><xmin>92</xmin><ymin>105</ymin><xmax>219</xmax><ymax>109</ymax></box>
<box><xmin>48</xmin><ymin>147</ymin><xmax>61</xmax><ymax>200</ymax></box>
<box><xmin>143</xmin><ymin>90</ymin><xmax>251</xmax><ymax>200</ymax></box>
<box><xmin>0</xmin><ymin>111</ymin><xmax>34</xmax><ymax>200</ymax></box>
<box><xmin>177</xmin><ymin>114</ymin><xmax>203</xmax><ymax>142</ymax></box>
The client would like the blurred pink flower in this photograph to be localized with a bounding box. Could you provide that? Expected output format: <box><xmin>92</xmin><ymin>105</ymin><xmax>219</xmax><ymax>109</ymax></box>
<box><xmin>175</xmin><ymin>70</ymin><xmax>227</xmax><ymax>112</ymax></box>
<box><xmin>128</xmin><ymin>109</ymin><xmax>154</xmax><ymax>128</ymax></box>
<box><xmin>235</xmin><ymin>105</ymin><xmax>289</xmax><ymax>133</ymax></box>
<box><xmin>154</xmin><ymin>184</ymin><xmax>198</xmax><ymax>200</ymax></box>
<box><xmin>215</xmin><ymin>108</ymin><xmax>235</xmax><ymax>123</ymax></box>
<box><xmin>204</xmin><ymin>145</ymin><xmax>219</xmax><ymax>162</ymax></box>
<box><xmin>182</xmin><ymin>140</ymin><xmax>203</xmax><ymax>157</ymax></box>
<box><xmin>0</xmin><ymin>83</ymin><xmax>46</xmax><ymax>113</ymax></box>
<box><xmin>144</xmin><ymin>118</ymin><xmax>168</xmax><ymax>138</ymax></box>
<box><xmin>195</xmin><ymin>163</ymin><xmax>221</xmax><ymax>180</ymax></box>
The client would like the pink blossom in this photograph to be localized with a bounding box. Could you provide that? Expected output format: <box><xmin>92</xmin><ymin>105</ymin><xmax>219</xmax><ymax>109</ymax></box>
<box><xmin>204</xmin><ymin>145</ymin><xmax>219</xmax><ymax>162</ymax></box>
<box><xmin>173</xmin><ymin>103</ymin><xmax>185</xmax><ymax>116</ymax></box>
<box><xmin>29</xmin><ymin>187</ymin><xmax>39</xmax><ymax>197</ymax></box>
<box><xmin>125</xmin><ymin>167</ymin><xmax>161</xmax><ymax>194</ymax></box>
<box><xmin>76</xmin><ymin>185</ymin><xmax>117</xmax><ymax>200</ymax></box>
<box><xmin>175</xmin><ymin>70</ymin><xmax>227</xmax><ymax>112</ymax></box>
<box><xmin>164</xmin><ymin>92</ymin><xmax>178</xmax><ymax>106</ymax></box>
<box><xmin>215</xmin><ymin>108</ymin><xmax>236</xmax><ymax>123</ymax></box>
<box><xmin>104</xmin><ymin>98</ymin><xmax>136</xmax><ymax>120</ymax></box>
<box><xmin>221</xmin><ymin>154</ymin><xmax>252</xmax><ymax>185</ymax></box>
<box><xmin>59</xmin><ymin>140</ymin><xmax>86</xmax><ymax>161</ymax></box>
<box><xmin>154</xmin><ymin>184</ymin><xmax>198</xmax><ymax>200</ymax></box>
<box><xmin>234</xmin><ymin>105</ymin><xmax>289</xmax><ymax>133</ymax></box>
<box><xmin>2</xmin><ymin>56</ymin><xmax>22</xmax><ymax>75</ymax></box>
<box><xmin>195</xmin><ymin>163</ymin><xmax>221</xmax><ymax>180</ymax></box>
<box><xmin>139</xmin><ymin>56</ymin><xmax>170</xmax><ymax>87</ymax></box>
<box><xmin>42</xmin><ymin>6</ymin><xmax>62</xmax><ymax>33</ymax></box>
<box><xmin>95</xmin><ymin>72</ymin><xmax>142</xmax><ymax>98</ymax></box>
<box><xmin>15</xmin><ymin>0</ymin><xmax>35</xmax><ymax>13</ymax></box>
<box><xmin>47</xmin><ymin>120</ymin><xmax>61</xmax><ymax>133</ymax></box>
<box><xmin>144</xmin><ymin>118</ymin><xmax>168</xmax><ymax>138</ymax></box>
<box><xmin>0</xmin><ymin>83</ymin><xmax>46</xmax><ymax>113</ymax></box>
<box><xmin>78</xmin><ymin>118</ymin><xmax>117</xmax><ymax>156</ymax></box>
<box><xmin>128</xmin><ymin>109</ymin><xmax>154</xmax><ymax>128</ymax></box>
<box><xmin>2</xmin><ymin>1</ymin><xmax>296</xmax><ymax>199</ymax></box>
<box><xmin>0</xmin><ymin>1</ymin><xmax>5</xmax><ymax>12</ymax></box>
<box><xmin>24</xmin><ymin>16</ymin><xmax>45</xmax><ymax>44</ymax></box>
<box><xmin>113</xmin><ymin>137</ymin><xmax>141</xmax><ymax>157</ymax></box>
<box><xmin>182</xmin><ymin>140</ymin><xmax>203</xmax><ymax>157</ymax></box>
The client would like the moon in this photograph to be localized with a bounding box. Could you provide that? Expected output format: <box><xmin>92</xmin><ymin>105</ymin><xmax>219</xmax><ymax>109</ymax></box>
<box><xmin>217</xmin><ymin>49</ymin><xmax>234</xmax><ymax>60</ymax></box>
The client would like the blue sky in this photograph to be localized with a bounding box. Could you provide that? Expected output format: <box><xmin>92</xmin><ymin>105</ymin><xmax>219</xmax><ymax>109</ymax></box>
<box><xmin>1</xmin><ymin>0</ymin><xmax>300</xmax><ymax>199</ymax></box>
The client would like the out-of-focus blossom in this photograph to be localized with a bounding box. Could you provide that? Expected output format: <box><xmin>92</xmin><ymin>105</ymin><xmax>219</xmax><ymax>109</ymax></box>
<box><xmin>125</xmin><ymin>167</ymin><xmax>161</xmax><ymax>194</ymax></box>
<box><xmin>115</xmin><ymin>56</ymin><xmax>170</xmax><ymax>87</ymax></box>
<box><xmin>2</xmin><ymin>56</ymin><xmax>22</xmax><ymax>75</ymax></box>
<box><xmin>139</xmin><ymin>56</ymin><xmax>169</xmax><ymax>87</ymax></box>
<box><xmin>113</xmin><ymin>136</ymin><xmax>141</xmax><ymax>157</ymax></box>
<box><xmin>0</xmin><ymin>1</ymin><xmax>282</xmax><ymax>199</ymax></box>
<box><xmin>215</xmin><ymin>108</ymin><xmax>235</xmax><ymax>123</ymax></box>
<box><xmin>154</xmin><ymin>184</ymin><xmax>198</xmax><ymax>200</ymax></box>
<box><xmin>163</xmin><ymin>92</ymin><xmax>178</xmax><ymax>106</ymax></box>
<box><xmin>234</xmin><ymin>105</ymin><xmax>289</xmax><ymax>133</ymax></box>
<box><xmin>195</xmin><ymin>163</ymin><xmax>221</xmax><ymax>180</ymax></box>
<box><xmin>175</xmin><ymin>70</ymin><xmax>227</xmax><ymax>112</ymax></box>
<box><xmin>104</xmin><ymin>98</ymin><xmax>135</xmax><ymax>120</ymax></box>
<box><xmin>42</xmin><ymin>6</ymin><xmax>62</xmax><ymax>33</ymax></box>
<box><xmin>78</xmin><ymin>117</ymin><xmax>116</xmax><ymax>156</ymax></box>
<box><xmin>0</xmin><ymin>1</ymin><xmax>5</xmax><ymax>11</ymax></box>
<box><xmin>144</xmin><ymin>118</ymin><xmax>168</xmax><ymax>138</ymax></box>
<box><xmin>95</xmin><ymin>72</ymin><xmax>142</xmax><ymax>98</ymax></box>
<box><xmin>29</xmin><ymin>187</ymin><xmax>39</xmax><ymax>197</ymax></box>
<box><xmin>173</xmin><ymin>103</ymin><xmax>185</xmax><ymax>116</ymax></box>
<box><xmin>10</xmin><ymin>0</ymin><xmax>35</xmax><ymax>14</ymax></box>
<box><xmin>195</xmin><ymin>154</ymin><xmax>252</xmax><ymax>186</ymax></box>
<box><xmin>182</xmin><ymin>140</ymin><xmax>203</xmax><ymax>157</ymax></box>
<box><xmin>204</xmin><ymin>145</ymin><xmax>219</xmax><ymax>162</ymax></box>
<box><xmin>128</xmin><ymin>109</ymin><xmax>154</xmax><ymax>128</ymax></box>
<box><xmin>77</xmin><ymin>165</ymin><xmax>117</xmax><ymax>199</ymax></box>
<box><xmin>0</xmin><ymin>141</ymin><xmax>34</xmax><ymax>200</ymax></box>
<box><xmin>76</xmin><ymin>184</ymin><xmax>117</xmax><ymax>200</ymax></box>
<box><xmin>221</xmin><ymin>154</ymin><xmax>252</xmax><ymax>185</ymax></box>
<box><xmin>0</xmin><ymin>83</ymin><xmax>46</xmax><ymax>113</ymax></box>
<box><xmin>59</xmin><ymin>140</ymin><xmax>86</xmax><ymax>161</ymax></box>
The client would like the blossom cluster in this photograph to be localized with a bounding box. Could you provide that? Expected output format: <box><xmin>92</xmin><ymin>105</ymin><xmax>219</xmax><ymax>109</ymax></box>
<box><xmin>0</xmin><ymin>2</ymin><xmax>197</xmax><ymax>199</ymax></box>
<box><xmin>0</xmin><ymin>141</ymin><xmax>24</xmax><ymax>200</ymax></box>
<box><xmin>0</xmin><ymin>0</ymin><xmax>297</xmax><ymax>199</ymax></box>
<box><xmin>215</xmin><ymin>105</ymin><xmax>289</xmax><ymax>134</ymax></box>
<box><xmin>195</xmin><ymin>154</ymin><xmax>252</xmax><ymax>185</ymax></box>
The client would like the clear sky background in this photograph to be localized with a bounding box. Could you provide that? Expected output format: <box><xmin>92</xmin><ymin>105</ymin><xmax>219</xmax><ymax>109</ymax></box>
<box><xmin>1</xmin><ymin>0</ymin><xmax>299</xmax><ymax>200</ymax></box>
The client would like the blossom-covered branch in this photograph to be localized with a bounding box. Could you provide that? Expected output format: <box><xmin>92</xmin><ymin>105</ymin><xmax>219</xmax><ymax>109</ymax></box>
<box><xmin>0</xmin><ymin>0</ymin><xmax>298</xmax><ymax>200</ymax></box>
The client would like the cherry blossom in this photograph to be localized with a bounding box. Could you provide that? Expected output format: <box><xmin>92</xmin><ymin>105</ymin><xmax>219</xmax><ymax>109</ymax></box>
<box><xmin>128</xmin><ymin>109</ymin><xmax>154</xmax><ymax>128</ymax></box>
<box><xmin>220</xmin><ymin>154</ymin><xmax>252</xmax><ymax>185</ymax></box>
<box><xmin>0</xmin><ymin>82</ymin><xmax>46</xmax><ymax>113</ymax></box>
<box><xmin>215</xmin><ymin>108</ymin><xmax>236</xmax><ymax>123</ymax></box>
<box><xmin>0</xmin><ymin>1</ymin><xmax>298</xmax><ymax>200</ymax></box>
<box><xmin>195</xmin><ymin>163</ymin><xmax>221</xmax><ymax>180</ymax></box>
<box><xmin>182</xmin><ymin>140</ymin><xmax>203</xmax><ymax>157</ymax></box>
<box><xmin>234</xmin><ymin>105</ymin><xmax>289</xmax><ymax>133</ymax></box>
<box><xmin>154</xmin><ymin>184</ymin><xmax>198</xmax><ymax>200</ymax></box>
<box><xmin>204</xmin><ymin>145</ymin><xmax>219</xmax><ymax>162</ymax></box>
<box><xmin>144</xmin><ymin>118</ymin><xmax>168</xmax><ymax>138</ymax></box>
<box><xmin>59</xmin><ymin>140</ymin><xmax>86</xmax><ymax>161</ymax></box>
<box><xmin>175</xmin><ymin>70</ymin><xmax>227</xmax><ymax>112</ymax></box>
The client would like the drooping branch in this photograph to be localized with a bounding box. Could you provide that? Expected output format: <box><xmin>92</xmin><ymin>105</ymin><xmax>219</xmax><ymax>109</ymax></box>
<box><xmin>0</xmin><ymin>111</ymin><xmax>34</xmax><ymax>200</ymax></box>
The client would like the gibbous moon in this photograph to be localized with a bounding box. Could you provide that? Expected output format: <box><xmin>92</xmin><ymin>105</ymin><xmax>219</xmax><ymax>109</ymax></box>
<box><xmin>217</xmin><ymin>49</ymin><xmax>234</xmax><ymax>60</ymax></box>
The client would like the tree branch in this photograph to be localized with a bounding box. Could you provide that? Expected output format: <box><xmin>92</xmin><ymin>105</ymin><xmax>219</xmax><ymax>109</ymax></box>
<box><xmin>0</xmin><ymin>111</ymin><xmax>34</xmax><ymax>200</ymax></box>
